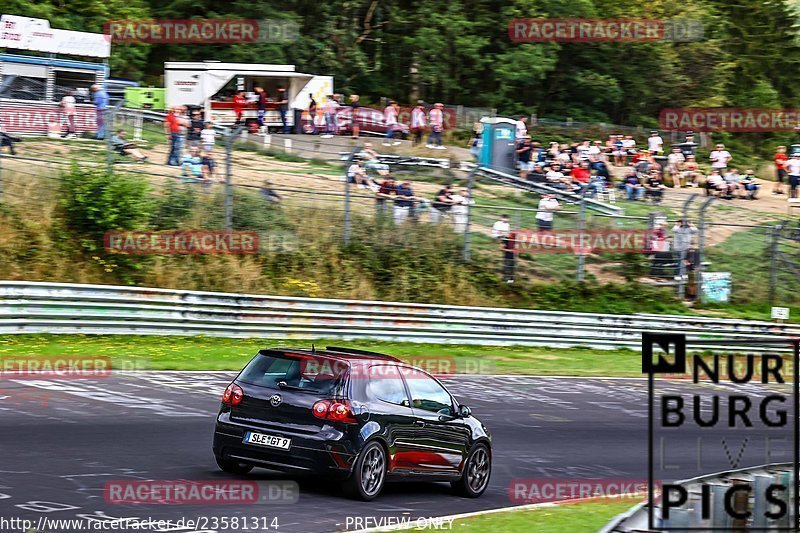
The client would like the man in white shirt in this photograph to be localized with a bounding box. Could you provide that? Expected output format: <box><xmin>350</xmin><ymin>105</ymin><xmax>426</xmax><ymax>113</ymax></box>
<box><xmin>546</xmin><ymin>165</ymin><xmax>568</xmax><ymax>189</ymax></box>
<box><xmin>491</xmin><ymin>214</ymin><xmax>511</xmax><ymax>239</ymax></box>
<box><xmin>535</xmin><ymin>194</ymin><xmax>561</xmax><ymax>230</ymax></box>
<box><xmin>383</xmin><ymin>101</ymin><xmax>401</xmax><ymax>146</ymax></box>
<box><xmin>516</xmin><ymin>117</ymin><xmax>529</xmax><ymax>140</ymax></box>
<box><xmin>450</xmin><ymin>188</ymin><xmax>474</xmax><ymax>234</ymax></box>
<box><xmin>709</xmin><ymin>143</ymin><xmax>732</xmax><ymax>173</ymax></box>
<box><xmin>786</xmin><ymin>153</ymin><xmax>800</xmax><ymax>198</ymax></box>
<box><xmin>60</xmin><ymin>90</ymin><xmax>77</xmax><ymax>138</ymax></box>
<box><xmin>647</xmin><ymin>131</ymin><xmax>663</xmax><ymax>154</ymax></box>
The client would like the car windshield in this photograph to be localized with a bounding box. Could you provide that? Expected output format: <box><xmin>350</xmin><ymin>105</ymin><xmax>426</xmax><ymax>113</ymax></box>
<box><xmin>238</xmin><ymin>352</ymin><xmax>349</xmax><ymax>395</ymax></box>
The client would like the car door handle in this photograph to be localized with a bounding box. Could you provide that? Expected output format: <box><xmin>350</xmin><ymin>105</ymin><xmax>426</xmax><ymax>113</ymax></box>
<box><xmin>414</xmin><ymin>420</ymin><xmax>425</xmax><ymax>427</ymax></box>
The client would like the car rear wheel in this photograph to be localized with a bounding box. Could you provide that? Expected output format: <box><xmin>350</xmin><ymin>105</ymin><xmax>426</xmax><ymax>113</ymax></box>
<box><xmin>343</xmin><ymin>441</ymin><xmax>386</xmax><ymax>501</ymax></box>
<box><xmin>452</xmin><ymin>443</ymin><xmax>491</xmax><ymax>497</ymax></box>
<box><xmin>215</xmin><ymin>455</ymin><xmax>254</xmax><ymax>475</ymax></box>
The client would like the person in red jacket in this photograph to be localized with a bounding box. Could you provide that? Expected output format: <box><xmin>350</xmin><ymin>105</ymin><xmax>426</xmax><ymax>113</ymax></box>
<box><xmin>774</xmin><ymin>145</ymin><xmax>788</xmax><ymax>195</ymax></box>
<box><xmin>233</xmin><ymin>91</ymin><xmax>247</xmax><ymax>125</ymax></box>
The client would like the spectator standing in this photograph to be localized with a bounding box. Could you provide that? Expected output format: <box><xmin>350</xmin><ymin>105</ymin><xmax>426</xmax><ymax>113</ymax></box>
<box><xmin>90</xmin><ymin>84</ymin><xmax>109</xmax><ymax>140</ymax></box>
<box><xmin>376</xmin><ymin>177</ymin><xmax>396</xmax><ymax>216</ymax></box>
<box><xmin>677</xmin><ymin>132</ymin><xmax>698</xmax><ymax>159</ymax></box>
<box><xmin>59</xmin><ymin>90</ymin><xmax>77</xmax><ymax>138</ymax></box>
<box><xmin>254</xmin><ymin>86</ymin><xmax>267</xmax><ymax>130</ymax></box>
<box><xmin>321</xmin><ymin>95</ymin><xmax>338</xmax><ymax>138</ymax></box>
<box><xmin>410</xmin><ymin>102</ymin><xmax>427</xmax><ymax>145</ymax></box>
<box><xmin>307</xmin><ymin>93</ymin><xmax>318</xmax><ymax>134</ymax></box>
<box><xmin>535</xmin><ymin>193</ymin><xmax>560</xmax><ymax>231</ymax></box>
<box><xmin>233</xmin><ymin>90</ymin><xmax>247</xmax><ymax>125</ymax></box>
<box><xmin>709</xmin><ymin>143</ymin><xmax>732</xmax><ymax>173</ymax></box>
<box><xmin>431</xmin><ymin>184</ymin><xmax>454</xmax><ymax>223</ymax></box>
<box><xmin>349</xmin><ymin>94</ymin><xmax>361</xmax><ymax>139</ymax></box>
<box><xmin>516</xmin><ymin>136</ymin><xmax>533</xmax><ymax>180</ymax></box>
<box><xmin>383</xmin><ymin>100</ymin><xmax>401</xmax><ymax>146</ymax></box>
<box><xmin>516</xmin><ymin>117</ymin><xmax>529</xmax><ymax>139</ymax></box>
<box><xmin>188</xmin><ymin>110</ymin><xmax>204</xmax><ymax>147</ymax></box>
<box><xmin>672</xmin><ymin>220</ymin><xmax>698</xmax><ymax>281</ymax></box>
<box><xmin>426</xmin><ymin>103</ymin><xmax>444</xmax><ymax>149</ymax></box>
<box><xmin>201</xmin><ymin>122</ymin><xmax>216</xmax><ymax>152</ymax></box>
<box><xmin>276</xmin><ymin>86</ymin><xmax>290</xmax><ymax>134</ymax></box>
<box><xmin>393</xmin><ymin>180</ymin><xmax>416</xmax><ymax>224</ymax></box>
<box><xmin>786</xmin><ymin>153</ymin><xmax>800</xmax><ymax>199</ymax></box>
<box><xmin>0</xmin><ymin>120</ymin><xmax>19</xmax><ymax>155</ymax></box>
<box><xmin>667</xmin><ymin>147</ymin><xmax>686</xmax><ymax>188</ymax></box>
<box><xmin>647</xmin><ymin>130</ymin><xmax>663</xmax><ymax>155</ymax></box>
<box><xmin>491</xmin><ymin>214</ymin><xmax>511</xmax><ymax>239</ymax></box>
<box><xmin>468</xmin><ymin>127</ymin><xmax>481</xmax><ymax>161</ymax></box>
<box><xmin>774</xmin><ymin>146</ymin><xmax>787</xmax><ymax>195</ymax></box>
<box><xmin>165</xmin><ymin>106</ymin><xmax>187</xmax><ymax>166</ymax></box>
<box><xmin>451</xmin><ymin>188</ymin><xmax>473</xmax><ymax>233</ymax></box>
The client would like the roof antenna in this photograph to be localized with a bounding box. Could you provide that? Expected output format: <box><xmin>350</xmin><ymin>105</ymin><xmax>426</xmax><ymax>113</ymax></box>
<box><xmin>311</xmin><ymin>344</ymin><xmax>316</xmax><ymax>353</ymax></box>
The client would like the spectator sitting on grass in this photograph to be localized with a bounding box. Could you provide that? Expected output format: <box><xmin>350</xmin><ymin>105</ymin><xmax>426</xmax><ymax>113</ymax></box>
<box><xmin>393</xmin><ymin>180</ymin><xmax>417</xmax><ymax>224</ymax></box>
<box><xmin>644</xmin><ymin>170</ymin><xmax>666</xmax><ymax>204</ymax></box>
<box><xmin>705</xmin><ymin>169</ymin><xmax>726</xmax><ymax>196</ymax></box>
<box><xmin>201</xmin><ymin>150</ymin><xmax>216</xmax><ymax>181</ymax></box>
<box><xmin>450</xmin><ymin>188</ymin><xmax>473</xmax><ymax>233</ymax></box>
<box><xmin>111</xmin><ymin>130</ymin><xmax>147</xmax><ymax>163</ymax></box>
<box><xmin>347</xmin><ymin>160</ymin><xmax>377</xmax><ymax>190</ymax></box>
<box><xmin>181</xmin><ymin>147</ymin><xmax>207</xmax><ymax>186</ymax></box>
<box><xmin>431</xmin><ymin>184</ymin><xmax>455</xmax><ymax>223</ymax></box>
<box><xmin>529</xmin><ymin>164</ymin><xmax>547</xmax><ymax>183</ymax></box>
<box><xmin>624</xmin><ymin>171</ymin><xmax>645</xmax><ymax>201</ymax></box>
<box><xmin>260</xmin><ymin>179</ymin><xmax>283</xmax><ymax>203</ymax></box>
<box><xmin>545</xmin><ymin>164</ymin><xmax>569</xmax><ymax>190</ymax></box>
<box><xmin>682</xmin><ymin>155</ymin><xmax>701</xmax><ymax>187</ymax></box>
<box><xmin>742</xmin><ymin>170</ymin><xmax>760</xmax><ymax>200</ymax></box>
<box><xmin>723</xmin><ymin>168</ymin><xmax>746</xmax><ymax>199</ymax></box>
<box><xmin>360</xmin><ymin>142</ymin><xmax>391</xmax><ymax>176</ymax></box>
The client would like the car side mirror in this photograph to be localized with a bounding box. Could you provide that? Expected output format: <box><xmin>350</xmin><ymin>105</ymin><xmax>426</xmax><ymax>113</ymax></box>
<box><xmin>458</xmin><ymin>405</ymin><xmax>471</xmax><ymax>418</ymax></box>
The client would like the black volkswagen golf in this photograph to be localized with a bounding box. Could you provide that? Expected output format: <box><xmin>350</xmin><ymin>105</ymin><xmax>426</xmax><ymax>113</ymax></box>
<box><xmin>213</xmin><ymin>347</ymin><xmax>491</xmax><ymax>500</ymax></box>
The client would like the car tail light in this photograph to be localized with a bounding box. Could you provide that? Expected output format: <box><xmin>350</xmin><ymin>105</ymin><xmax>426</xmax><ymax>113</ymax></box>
<box><xmin>312</xmin><ymin>399</ymin><xmax>357</xmax><ymax>423</ymax></box>
<box><xmin>222</xmin><ymin>383</ymin><xmax>243</xmax><ymax>406</ymax></box>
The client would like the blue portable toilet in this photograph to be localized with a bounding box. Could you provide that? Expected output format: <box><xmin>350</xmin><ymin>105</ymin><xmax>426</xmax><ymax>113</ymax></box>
<box><xmin>479</xmin><ymin>117</ymin><xmax>519</xmax><ymax>174</ymax></box>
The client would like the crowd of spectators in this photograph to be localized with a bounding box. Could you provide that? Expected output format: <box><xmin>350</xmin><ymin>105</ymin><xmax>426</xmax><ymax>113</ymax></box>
<box><xmin>164</xmin><ymin>105</ymin><xmax>219</xmax><ymax>187</ymax></box>
<box><xmin>511</xmin><ymin>123</ymin><xmax>764</xmax><ymax>203</ymax></box>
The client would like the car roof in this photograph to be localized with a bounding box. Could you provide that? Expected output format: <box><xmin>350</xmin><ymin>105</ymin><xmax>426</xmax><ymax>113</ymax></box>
<box><xmin>260</xmin><ymin>347</ymin><xmax>402</xmax><ymax>363</ymax></box>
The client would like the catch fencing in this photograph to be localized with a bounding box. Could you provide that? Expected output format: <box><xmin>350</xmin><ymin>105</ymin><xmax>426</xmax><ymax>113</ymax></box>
<box><xmin>0</xmin><ymin>281</ymin><xmax>795</xmax><ymax>351</ymax></box>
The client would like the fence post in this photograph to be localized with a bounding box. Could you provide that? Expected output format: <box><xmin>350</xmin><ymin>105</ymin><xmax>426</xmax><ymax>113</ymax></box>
<box><xmin>225</xmin><ymin>125</ymin><xmax>243</xmax><ymax>230</ymax></box>
<box><xmin>105</xmin><ymin>106</ymin><xmax>115</xmax><ymax>175</ymax></box>
<box><xmin>769</xmin><ymin>224</ymin><xmax>781</xmax><ymax>306</ymax></box>
<box><xmin>463</xmin><ymin>168</ymin><xmax>477</xmax><ymax>261</ymax></box>
<box><xmin>576</xmin><ymin>190</ymin><xmax>588</xmax><ymax>282</ymax></box>
<box><xmin>343</xmin><ymin>145</ymin><xmax>359</xmax><ymax>245</ymax></box>
<box><xmin>695</xmin><ymin>196</ymin><xmax>716</xmax><ymax>300</ymax></box>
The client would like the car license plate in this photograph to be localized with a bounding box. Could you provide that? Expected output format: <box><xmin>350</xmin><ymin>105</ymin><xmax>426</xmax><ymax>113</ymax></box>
<box><xmin>243</xmin><ymin>431</ymin><xmax>291</xmax><ymax>450</ymax></box>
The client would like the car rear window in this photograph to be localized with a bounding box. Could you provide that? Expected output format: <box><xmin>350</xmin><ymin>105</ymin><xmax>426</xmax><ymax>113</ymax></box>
<box><xmin>238</xmin><ymin>352</ymin><xmax>349</xmax><ymax>395</ymax></box>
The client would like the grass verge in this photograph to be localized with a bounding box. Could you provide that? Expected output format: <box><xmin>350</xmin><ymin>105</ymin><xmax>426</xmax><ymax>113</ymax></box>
<box><xmin>398</xmin><ymin>500</ymin><xmax>635</xmax><ymax>532</ymax></box>
<box><xmin>0</xmin><ymin>335</ymin><xmax>642</xmax><ymax>375</ymax></box>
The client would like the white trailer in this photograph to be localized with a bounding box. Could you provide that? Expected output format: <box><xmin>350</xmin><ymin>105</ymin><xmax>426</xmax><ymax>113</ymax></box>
<box><xmin>164</xmin><ymin>61</ymin><xmax>333</xmax><ymax>129</ymax></box>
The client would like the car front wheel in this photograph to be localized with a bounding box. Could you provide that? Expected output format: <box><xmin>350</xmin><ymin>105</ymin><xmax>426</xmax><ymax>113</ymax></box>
<box><xmin>452</xmin><ymin>443</ymin><xmax>491</xmax><ymax>497</ymax></box>
<box><xmin>343</xmin><ymin>441</ymin><xmax>386</xmax><ymax>501</ymax></box>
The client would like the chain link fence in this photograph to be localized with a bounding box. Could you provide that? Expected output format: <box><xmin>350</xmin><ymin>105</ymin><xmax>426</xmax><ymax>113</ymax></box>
<box><xmin>0</xmin><ymin>104</ymin><xmax>793</xmax><ymax>307</ymax></box>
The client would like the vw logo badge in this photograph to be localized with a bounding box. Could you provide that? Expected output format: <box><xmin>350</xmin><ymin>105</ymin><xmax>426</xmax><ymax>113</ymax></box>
<box><xmin>269</xmin><ymin>394</ymin><xmax>282</xmax><ymax>407</ymax></box>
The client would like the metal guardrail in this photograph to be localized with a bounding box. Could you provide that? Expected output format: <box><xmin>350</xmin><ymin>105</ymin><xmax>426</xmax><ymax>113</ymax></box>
<box><xmin>0</xmin><ymin>281</ymin><xmax>796</xmax><ymax>350</ymax></box>
<box><xmin>601</xmin><ymin>463</ymin><xmax>796</xmax><ymax>531</ymax></box>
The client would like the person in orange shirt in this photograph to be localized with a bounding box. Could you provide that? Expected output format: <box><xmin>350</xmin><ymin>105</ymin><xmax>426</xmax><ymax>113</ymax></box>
<box><xmin>774</xmin><ymin>145</ymin><xmax>788</xmax><ymax>195</ymax></box>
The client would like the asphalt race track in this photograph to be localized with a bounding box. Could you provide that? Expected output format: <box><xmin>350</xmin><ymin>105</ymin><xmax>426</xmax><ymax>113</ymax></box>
<box><xmin>0</xmin><ymin>373</ymin><xmax>792</xmax><ymax>532</ymax></box>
